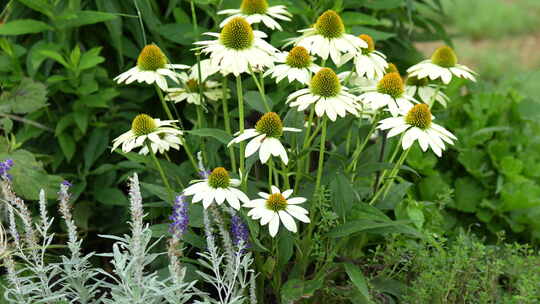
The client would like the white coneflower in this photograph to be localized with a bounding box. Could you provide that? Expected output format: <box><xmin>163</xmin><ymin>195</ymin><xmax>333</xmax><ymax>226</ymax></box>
<box><xmin>165</xmin><ymin>59</ymin><xmax>225</xmax><ymax>105</ymax></box>
<box><xmin>377</xmin><ymin>103</ymin><xmax>457</xmax><ymax>157</ymax></box>
<box><xmin>407</xmin><ymin>46</ymin><xmax>476</xmax><ymax>84</ymax></box>
<box><xmin>264</xmin><ymin>46</ymin><xmax>320</xmax><ymax>85</ymax></box>
<box><xmin>287</xmin><ymin>68</ymin><xmax>359</xmax><ymax>121</ymax></box>
<box><xmin>218</xmin><ymin>0</ymin><xmax>292</xmax><ymax>31</ymax></box>
<box><xmin>228</xmin><ymin>112</ymin><xmax>300</xmax><ymax>164</ymax></box>
<box><xmin>111</xmin><ymin>114</ymin><xmax>183</xmax><ymax>155</ymax></box>
<box><xmin>286</xmin><ymin>10</ymin><xmax>367</xmax><ymax>65</ymax></box>
<box><xmin>114</xmin><ymin>44</ymin><xmax>188</xmax><ymax>90</ymax></box>
<box><xmin>405</xmin><ymin>76</ymin><xmax>450</xmax><ymax>108</ymax></box>
<box><xmin>195</xmin><ymin>17</ymin><xmax>277</xmax><ymax>76</ymax></box>
<box><xmin>183</xmin><ymin>167</ymin><xmax>249</xmax><ymax>209</ymax></box>
<box><xmin>341</xmin><ymin>34</ymin><xmax>388</xmax><ymax>80</ymax></box>
<box><xmin>244</xmin><ymin>186</ymin><xmax>309</xmax><ymax>237</ymax></box>
<box><xmin>357</xmin><ymin>72</ymin><xmax>418</xmax><ymax>117</ymax></box>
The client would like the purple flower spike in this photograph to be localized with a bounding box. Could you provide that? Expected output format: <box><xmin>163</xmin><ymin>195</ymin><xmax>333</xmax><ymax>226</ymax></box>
<box><xmin>0</xmin><ymin>159</ymin><xmax>14</xmax><ymax>180</ymax></box>
<box><xmin>231</xmin><ymin>215</ymin><xmax>250</xmax><ymax>249</ymax></box>
<box><xmin>169</xmin><ymin>195</ymin><xmax>189</xmax><ymax>239</ymax></box>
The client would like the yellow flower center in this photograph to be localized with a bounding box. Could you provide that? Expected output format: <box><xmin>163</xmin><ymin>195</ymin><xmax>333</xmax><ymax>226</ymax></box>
<box><xmin>240</xmin><ymin>0</ymin><xmax>268</xmax><ymax>15</ymax></box>
<box><xmin>137</xmin><ymin>45</ymin><xmax>167</xmax><ymax>71</ymax></box>
<box><xmin>385</xmin><ymin>63</ymin><xmax>399</xmax><ymax>75</ymax></box>
<box><xmin>405</xmin><ymin>104</ymin><xmax>432</xmax><ymax>130</ymax></box>
<box><xmin>431</xmin><ymin>46</ymin><xmax>458</xmax><ymax>68</ymax></box>
<box><xmin>359</xmin><ymin>34</ymin><xmax>375</xmax><ymax>54</ymax></box>
<box><xmin>131</xmin><ymin>114</ymin><xmax>157</xmax><ymax>136</ymax></box>
<box><xmin>208</xmin><ymin>167</ymin><xmax>231</xmax><ymax>188</ymax></box>
<box><xmin>220</xmin><ymin>17</ymin><xmax>254</xmax><ymax>50</ymax></box>
<box><xmin>286</xmin><ymin>46</ymin><xmax>311</xmax><ymax>69</ymax></box>
<box><xmin>315</xmin><ymin>10</ymin><xmax>344</xmax><ymax>39</ymax></box>
<box><xmin>406</xmin><ymin>75</ymin><xmax>429</xmax><ymax>87</ymax></box>
<box><xmin>266</xmin><ymin>193</ymin><xmax>288</xmax><ymax>212</ymax></box>
<box><xmin>310</xmin><ymin>68</ymin><xmax>341</xmax><ymax>98</ymax></box>
<box><xmin>186</xmin><ymin>79</ymin><xmax>206</xmax><ymax>93</ymax></box>
<box><xmin>377</xmin><ymin>72</ymin><xmax>404</xmax><ymax>98</ymax></box>
<box><xmin>255</xmin><ymin>112</ymin><xmax>283</xmax><ymax>138</ymax></box>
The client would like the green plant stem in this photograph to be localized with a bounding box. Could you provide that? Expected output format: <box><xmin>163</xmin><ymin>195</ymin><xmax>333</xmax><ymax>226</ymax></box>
<box><xmin>346</xmin><ymin>113</ymin><xmax>380</xmax><ymax>175</ymax></box>
<box><xmin>268</xmin><ymin>159</ymin><xmax>273</xmax><ymax>190</ymax></box>
<box><xmin>314</xmin><ymin>116</ymin><xmax>328</xmax><ymax>194</ymax></box>
<box><xmin>236</xmin><ymin>75</ymin><xmax>246</xmax><ymax>190</ymax></box>
<box><xmin>154</xmin><ymin>84</ymin><xmax>198</xmax><ymax>171</ymax></box>
<box><xmin>196</xmin><ymin>105</ymin><xmax>208</xmax><ymax>163</ymax></box>
<box><xmin>282</xmin><ymin>162</ymin><xmax>290</xmax><ymax>189</ymax></box>
<box><xmin>221</xmin><ymin>77</ymin><xmax>237</xmax><ymax>172</ymax></box>
<box><xmin>147</xmin><ymin>142</ymin><xmax>174</xmax><ymax>203</ymax></box>
<box><xmin>369</xmin><ymin>147</ymin><xmax>410</xmax><ymax>205</ymax></box>
<box><xmin>294</xmin><ymin>107</ymin><xmax>315</xmax><ymax>193</ymax></box>
<box><xmin>248</xmin><ymin>65</ymin><xmax>271</xmax><ymax>112</ymax></box>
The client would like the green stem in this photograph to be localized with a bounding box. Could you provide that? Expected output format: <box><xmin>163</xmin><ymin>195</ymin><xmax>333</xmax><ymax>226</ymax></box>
<box><xmin>196</xmin><ymin>105</ymin><xmax>208</xmax><ymax>163</ymax></box>
<box><xmin>268</xmin><ymin>159</ymin><xmax>273</xmax><ymax>190</ymax></box>
<box><xmin>248</xmin><ymin>65</ymin><xmax>271</xmax><ymax>112</ymax></box>
<box><xmin>314</xmin><ymin>116</ymin><xmax>328</xmax><ymax>194</ymax></box>
<box><xmin>369</xmin><ymin>147</ymin><xmax>410</xmax><ymax>205</ymax></box>
<box><xmin>294</xmin><ymin>107</ymin><xmax>315</xmax><ymax>193</ymax></box>
<box><xmin>155</xmin><ymin>84</ymin><xmax>174</xmax><ymax>121</ymax></box>
<box><xmin>147</xmin><ymin>142</ymin><xmax>174</xmax><ymax>203</ymax></box>
<box><xmin>282</xmin><ymin>162</ymin><xmax>290</xmax><ymax>189</ymax></box>
<box><xmin>346</xmin><ymin>113</ymin><xmax>380</xmax><ymax>174</ymax></box>
<box><xmin>221</xmin><ymin>77</ymin><xmax>237</xmax><ymax>172</ymax></box>
<box><xmin>236</xmin><ymin>75</ymin><xmax>246</xmax><ymax>190</ymax></box>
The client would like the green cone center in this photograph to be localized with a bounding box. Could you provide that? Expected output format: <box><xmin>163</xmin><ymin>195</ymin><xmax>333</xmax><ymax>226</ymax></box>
<box><xmin>405</xmin><ymin>104</ymin><xmax>432</xmax><ymax>129</ymax></box>
<box><xmin>220</xmin><ymin>17</ymin><xmax>254</xmax><ymax>50</ymax></box>
<box><xmin>431</xmin><ymin>46</ymin><xmax>458</xmax><ymax>68</ymax></box>
<box><xmin>208</xmin><ymin>167</ymin><xmax>231</xmax><ymax>188</ymax></box>
<box><xmin>266</xmin><ymin>193</ymin><xmax>287</xmax><ymax>212</ymax></box>
<box><xmin>137</xmin><ymin>45</ymin><xmax>167</xmax><ymax>71</ymax></box>
<box><xmin>406</xmin><ymin>75</ymin><xmax>429</xmax><ymax>87</ymax></box>
<box><xmin>131</xmin><ymin>114</ymin><xmax>158</xmax><ymax>136</ymax></box>
<box><xmin>310</xmin><ymin>68</ymin><xmax>341</xmax><ymax>98</ymax></box>
<box><xmin>377</xmin><ymin>72</ymin><xmax>404</xmax><ymax>98</ymax></box>
<box><xmin>255</xmin><ymin>112</ymin><xmax>284</xmax><ymax>138</ymax></box>
<box><xmin>240</xmin><ymin>0</ymin><xmax>268</xmax><ymax>15</ymax></box>
<box><xmin>315</xmin><ymin>10</ymin><xmax>344</xmax><ymax>39</ymax></box>
<box><xmin>286</xmin><ymin>46</ymin><xmax>311</xmax><ymax>69</ymax></box>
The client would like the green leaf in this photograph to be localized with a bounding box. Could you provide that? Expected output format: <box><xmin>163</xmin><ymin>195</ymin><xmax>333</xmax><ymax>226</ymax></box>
<box><xmin>244</xmin><ymin>91</ymin><xmax>274</xmax><ymax>113</ymax></box>
<box><xmin>453</xmin><ymin>177</ymin><xmax>486</xmax><ymax>212</ymax></box>
<box><xmin>351</xmin><ymin>26</ymin><xmax>396</xmax><ymax>40</ymax></box>
<box><xmin>78</xmin><ymin>47</ymin><xmax>104</xmax><ymax>70</ymax></box>
<box><xmin>277</xmin><ymin>231</ymin><xmax>294</xmax><ymax>267</ymax></box>
<box><xmin>363</xmin><ymin>0</ymin><xmax>403</xmax><ymax>9</ymax></box>
<box><xmin>330</xmin><ymin>173</ymin><xmax>356</xmax><ymax>218</ymax></box>
<box><xmin>344</xmin><ymin>263</ymin><xmax>371</xmax><ymax>302</ymax></box>
<box><xmin>95</xmin><ymin>188</ymin><xmax>128</xmax><ymax>206</ymax></box>
<box><xmin>0</xmin><ymin>19</ymin><xmax>52</xmax><ymax>35</ymax></box>
<box><xmin>326</xmin><ymin>219</ymin><xmax>412</xmax><ymax>238</ymax></box>
<box><xmin>74</xmin><ymin>109</ymin><xmax>89</xmax><ymax>134</ymax></box>
<box><xmin>0</xmin><ymin>78</ymin><xmax>48</xmax><ymax>114</ymax></box>
<box><xmin>0</xmin><ymin>149</ymin><xmax>63</xmax><ymax>200</ymax></box>
<box><xmin>83</xmin><ymin>128</ymin><xmax>109</xmax><ymax>172</ymax></box>
<box><xmin>187</xmin><ymin>128</ymin><xmax>233</xmax><ymax>145</ymax></box>
<box><xmin>55</xmin><ymin>11</ymin><xmax>117</xmax><ymax>29</ymax></box>
<box><xmin>16</xmin><ymin>0</ymin><xmax>53</xmax><ymax>17</ymax></box>
<box><xmin>27</xmin><ymin>41</ymin><xmax>62</xmax><ymax>77</ymax></box>
<box><xmin>58</xmin><ymin>133</ymin><xmax>76</xmax><ymax>161</ymax></box>
<box><xmin>40</xmin><ymin>50</ymin><xmax>69</xmax><ymax>68</ymax></box>
<box><xmin>141</xmin><ymin>182</ymin><xmax>169</xmax><ymax>202</ymax></box>
<box><xmin>342</xmin><ymin>12</ymin><xmax>383</xmax><ymax>26</ymax></box>
<box><xmin>281</xmin><ymin>277</ymin><xmax>324</xmax><ymax>303</ymax></box>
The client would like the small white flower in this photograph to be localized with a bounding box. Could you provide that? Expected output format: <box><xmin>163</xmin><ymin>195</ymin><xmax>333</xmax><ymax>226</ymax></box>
<box><xmin>405</xmin><ymin>76</ymin><xmax>450</xmax><ymax>108</ymax></box>
<box><xmin>114</xmin><ymin>44</ymin><xmax>189</xmax><ymax>91</ymax></box>
<box><xmin>218</xmin><ymin>0</ymin><xmax>292</xmax><ymax>31</ymax></box>
<box><xmin>287</xmin><ymin>68</ymin><xmax>359</xmax><ymax>121</ymax></box>
<box><xmin>407</xmin><ymin>46</ymin><xmax>476</xmax><ymax>84</ymax></box>
<box><xmin>111</xmin><ymin>114</ymin><xmax>183</xmax><ymax>155</ymax></box>
<box><xmin>357</xmin><ymin>72</ymin><xmax>418</xmax><ymax>116</ymax></box>
<box><xmin>341</xmin><ymin>34</ymin><xmax>388</xmax><ymax>80</ymax></box>
<box><xmin>183</xmin><ymin>167</ymin><xmax>249</xmax><ymax>209</ymax></box>
<box><xmin>264</xmin><ymin>46</ymin><xmax>320</xmax><ymax>85</ymax></box>
<box><xmin>194</xmin><ymin>17</ymin><xmax>276</xmax><ymax>76</ymax></box>
<box><xmin>165</xmin><ymin>59</ymin><xmax>226</xmax><ymax>105</ymax></box>
<box><xmin>285</xmin><ymin>10</ymin><xmax>367</xmax><ymax>65</ymax></box>
<box><xmin>228</xmin><ymin>112</ymin><xmax>300</xmax><ymax>164</ymax></box>
<box><xmin>377</xmin><ymin>103</ymin><xmax>457</xmax><ymax>157</ymax></box>
<box><xmin>244</xmin><ymin>186</ymin><xmax>310</xmax><ymax>237</ymax></box>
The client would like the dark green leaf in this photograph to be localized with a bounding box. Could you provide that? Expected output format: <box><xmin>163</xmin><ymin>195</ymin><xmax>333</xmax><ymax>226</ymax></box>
<box><xmin>95</xmin><ymin>188</ymin><xmax>129</xmax><ymax>206</ymax></box>
<box><xmin>0</xmin><ymin>19</ymin><xmax>52</xmax><ymax>35</ymax></box>
<box><xmin>344</xmin><ymin>263</ymin><xmax>371</xmax><ymax>302</ymax></box>
<box><xmin>187</xmin><ymin>128</ymin><xmax>233</xmax><ymax>145</ymax></box>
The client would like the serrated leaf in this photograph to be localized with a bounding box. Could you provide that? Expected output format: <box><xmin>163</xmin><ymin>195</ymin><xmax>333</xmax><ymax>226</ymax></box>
<box><xmin>0</xmin><ymin>19</ymin><xmax>52</xmax><ymax>35</ymax></box>
<box><xmin>79</xmin><ymin>47</ymin><xmax>104</xmax><ymax>70</ymax></box>
<box><xmin>0</xmin><ymin>78</ymin><xmax>48</xmax><ymax>114</ymax></box>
